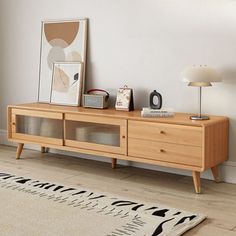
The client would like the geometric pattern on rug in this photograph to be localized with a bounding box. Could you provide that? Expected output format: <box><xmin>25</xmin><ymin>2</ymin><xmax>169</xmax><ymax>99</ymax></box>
<box><xmin>0</xmin><ymin>172</ymin><xmax>206</xmax><ymax>236</ymax></box>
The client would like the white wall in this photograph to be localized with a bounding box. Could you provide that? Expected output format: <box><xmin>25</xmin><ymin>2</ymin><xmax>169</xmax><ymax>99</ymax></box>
<box><xmin>1</xmin><ymin>0</ymin><xmax>236</xmax><ymax>180</ymax></box>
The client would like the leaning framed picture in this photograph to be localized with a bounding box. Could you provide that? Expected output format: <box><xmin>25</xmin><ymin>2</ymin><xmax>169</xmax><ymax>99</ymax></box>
<box><xmin>50</xmin><ymin>62</ymin><xmax>83</xmax><ymax>106</ymax></box>
<box><xmin>38</xmin><ymin>18</ymin><xmax>88</xmax><ymax>103</ymax></box>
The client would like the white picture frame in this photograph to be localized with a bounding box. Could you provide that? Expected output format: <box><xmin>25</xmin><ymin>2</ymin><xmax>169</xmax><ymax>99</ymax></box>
<box><xmin>50</xmin><ymin>62</ymin><xmax>83</xmax><ymax>106</ymax></box>
<box><xmin>38</xmin><ymin>18</ymin><xmax>87</xmax><ymax>103</ymax></box>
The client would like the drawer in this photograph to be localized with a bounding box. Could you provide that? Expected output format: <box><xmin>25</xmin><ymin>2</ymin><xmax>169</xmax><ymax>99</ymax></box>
<box><xmin>128</xmin><ymin>138</ymin><xmax>202</xmax><ymax>167</ymax></box>
<box><xmin>128</xmin><ymin>120</ymin><xmax>202</xmax><ymax>146</ymax></box>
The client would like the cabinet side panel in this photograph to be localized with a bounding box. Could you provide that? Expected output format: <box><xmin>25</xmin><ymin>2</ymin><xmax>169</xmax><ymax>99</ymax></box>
<box><xmin>7</xmin><ymin>106</ymin><xmax>12</xmax><ymax>139</ymax></box>
<box><xmin>204</xmin><ymin>120</ymin><xmax>229</xmax><ymax>170</ymax></box>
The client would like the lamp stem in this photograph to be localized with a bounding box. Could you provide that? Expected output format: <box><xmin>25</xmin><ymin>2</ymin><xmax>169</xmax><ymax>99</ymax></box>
<box><xmin>190</xmin><ymin>86</ymin><xmax>209</xmax><ymax>120</ymax></box>
<box><xmin>199</xmin><ymin>86</ymin><xmax>202</xmax><ymax>118</ymax></box>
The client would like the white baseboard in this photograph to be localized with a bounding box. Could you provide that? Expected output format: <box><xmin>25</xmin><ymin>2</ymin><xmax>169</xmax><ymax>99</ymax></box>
<box><xmin>1</xmin><ymin>129</ymin><xmax>236</xmax><ymax>184</ymax></box>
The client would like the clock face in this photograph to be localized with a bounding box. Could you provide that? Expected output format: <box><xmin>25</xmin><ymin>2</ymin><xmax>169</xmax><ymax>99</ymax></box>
<box><xmin>52</xmin><ymin>65</ymin><xmax>70</xmax><ymax>92</ymax></box>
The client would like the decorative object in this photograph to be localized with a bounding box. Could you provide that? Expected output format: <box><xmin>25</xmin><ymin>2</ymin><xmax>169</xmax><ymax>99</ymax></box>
<box><xmin>141</xmin><ymin>107</ymin><xmax>174</xmax><ymax>117</ymax></box>
<box><xmin>83</xmin><ymin>89</ymin><xmax>109</xmax><ymax>109</ymax></box>
<box><xmin>149</xmin><ymin>90</ymin><xmax>162</xmax><ymax>109</ymax></box>
<box><xmin>38</xmin><ymin>19</ymin><xmax>88</xmax><ymax>103</ymax></box>
<box><xmin>115</xmin><ymin>85</ymin><xmax>134</xmax><ymax>111</ymax></box>
<box><xmin>8</xmin><ymin>103</ymin><xmax>229</xmax><ymax>193</ymax></box>
<box><xmin>50</xmin><ymin>62</ymin><xmax>83</xmax><ymax>106</ymax></box>
<box><xmin>182</xmin><ymin>65</ymin><xmax>222</xmax><ymax>120</ymax></box>
<box><xmin>0</xmin><ymin>172</ymin><xmax>206</xmax><ymax>236</ymax></box>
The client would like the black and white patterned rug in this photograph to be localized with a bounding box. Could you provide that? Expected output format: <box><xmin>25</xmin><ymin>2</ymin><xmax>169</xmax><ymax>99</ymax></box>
<box><xmin>0</xmin><ymin>172</ymin><xmax>206</xmax><ymax>236</ymax></box>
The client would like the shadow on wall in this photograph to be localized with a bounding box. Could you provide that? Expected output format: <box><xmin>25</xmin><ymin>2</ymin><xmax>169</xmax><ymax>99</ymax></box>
<box><xmin>85</xmin><ymin>20</ymin><xmax>93</xmax><ymax>92</ymax></box>
<box><xmin>106</xmin><ymin>88</ymin><xmax>148</xmax><ymax>109</ymax></box>
<box><xmin>134</xmin><ymin>89</ymin><xmax>149</xmax><ymax>109</ymax></box>
<box><xmin>221</xmin><ymin>67</ymin><xmax>236</xmax><ymax>84</ymax></box>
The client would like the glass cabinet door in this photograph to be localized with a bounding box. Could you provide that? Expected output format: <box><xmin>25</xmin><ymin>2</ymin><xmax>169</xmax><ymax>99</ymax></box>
<box><xmin>64</xmin><ymin>114</ymin><xmax>127</xmax><ymax>154</ymax></box>
<box><xmin>9</xmin><ymin>108</ymin><xmax>63</xmax><ymax>145</ymax></box>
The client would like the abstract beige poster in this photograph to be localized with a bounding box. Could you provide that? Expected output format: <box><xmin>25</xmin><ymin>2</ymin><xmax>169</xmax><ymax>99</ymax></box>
<box><xmin>50</xmin><ymin>62</ymin><xmax>83</xmax><ymax>106</ymax></box>
<box><xmin>38</xmin><ymin>19</ymin><xmax>87</xmax><ymax>103</ymax></box>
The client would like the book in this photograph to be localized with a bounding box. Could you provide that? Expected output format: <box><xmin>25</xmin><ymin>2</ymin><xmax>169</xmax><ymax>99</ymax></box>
<box><xmin>141</xmin><ymin>107</ymin><xmax>174</xmax><ymax>117</ymax></box>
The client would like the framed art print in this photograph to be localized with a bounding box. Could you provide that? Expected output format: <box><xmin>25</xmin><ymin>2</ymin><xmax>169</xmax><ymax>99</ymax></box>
<box><xmin>38</xmin><ymin>18</ymin><xmax>87</xmax><ymax>103</ymax></box>
<box><xmin>50</xmin><ymin>62</ymin><xmax>83</xmax><ymax>106</ymax></box>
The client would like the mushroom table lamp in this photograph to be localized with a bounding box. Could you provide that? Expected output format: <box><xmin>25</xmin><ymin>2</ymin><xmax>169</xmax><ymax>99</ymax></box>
<box><xmin>182</xmin><ymin>65</ymin><xmax>222</xmax><ymax>120</ymax></box>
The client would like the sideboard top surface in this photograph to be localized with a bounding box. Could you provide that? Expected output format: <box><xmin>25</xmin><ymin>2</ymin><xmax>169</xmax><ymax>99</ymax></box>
<box><xmin>9</xmin><ymin>103</ymin><xmax>228</xmax><ymax>127</ymax></box>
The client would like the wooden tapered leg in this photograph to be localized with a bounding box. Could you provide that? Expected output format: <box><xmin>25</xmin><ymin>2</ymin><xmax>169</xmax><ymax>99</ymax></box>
<box><xmin>112</xmin><ymin>158</ymin><xmax>117</xmax><ymax>169</ymax></box>
<box><xmin>211</xmin><ymin>166</ymin><xmax>221</xmax><ymax>183</ymax></box>
<box><xmin>16</xmin><ymin>143</ymin><xmax>24</xmax><ymax>160</ymax></box>
<box><xmin>192</xmin><ymin>171</ymin><xmax>201</xmax><ymax>194</ymax></box>
<box><xmin>41</xmin><ymin>147</ymin><xmax>49</xmax><ymax>153</ymax></box>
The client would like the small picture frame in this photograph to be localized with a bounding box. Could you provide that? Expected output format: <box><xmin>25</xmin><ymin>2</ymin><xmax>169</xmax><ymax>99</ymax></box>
<box><xmin>115</xmin><ymin>85</ymin><xmax>134</xmax><ymax>111</ymax></box>
<box><xmin>50</xmin><ymin>62</ymin><xmax>83</xmax><ymax>106</ymax></box>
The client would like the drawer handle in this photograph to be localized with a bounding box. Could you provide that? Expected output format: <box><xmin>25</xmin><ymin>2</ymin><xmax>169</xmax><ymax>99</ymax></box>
<box><xmin>122</xmin><ymin>135</ymin><xmax>126</xmax><ymax>139</ymax></box>
<box><xmin>12</xmin><ymin>122</ymin><xmax>16</xmax><ymax>126</ymax></box>
<box><xmin>160</xmin><ymin>130</ymin><xmax>165</xmax><ymax>134</ymax></box>
<box><xmin>160</xmin><ymin>149</ymin><xmax>165</xmax><ymax>153</ymax></box>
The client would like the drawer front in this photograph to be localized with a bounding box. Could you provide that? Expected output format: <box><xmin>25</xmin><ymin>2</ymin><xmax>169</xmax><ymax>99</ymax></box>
<box><xmin>11</xmin><ymin>108</ymin><xmax>63</xmax><ymax>119</ymax></box>
<box><xmin>128</xmin><ymin>120</ymin><xmax>202</xmax><ymax>146</ymax></box>
<box><xmin>128</xmin><ymin>138</ymin><xmax>202</xmax><ymax>167</ymax></box>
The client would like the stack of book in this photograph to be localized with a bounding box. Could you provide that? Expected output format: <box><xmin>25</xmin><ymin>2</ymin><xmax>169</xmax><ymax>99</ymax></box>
<box><xmin>141</xmin><ymin>107</ymin><xmax>174</xmax><ymax>117</ymax></box>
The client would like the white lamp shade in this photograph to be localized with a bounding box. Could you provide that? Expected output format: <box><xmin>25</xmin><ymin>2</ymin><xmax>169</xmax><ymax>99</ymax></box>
<box><xmin>182</xmin><ymin>65</ymin><xmax>222</xmax><ymax>87</ymax></box>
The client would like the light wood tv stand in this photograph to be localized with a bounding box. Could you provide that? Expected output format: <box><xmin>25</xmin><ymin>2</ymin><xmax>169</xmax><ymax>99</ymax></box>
<box><xmin>8</xmin><ymin>103</ymin><xmax>229</xmax><ymax>193</ymax></box>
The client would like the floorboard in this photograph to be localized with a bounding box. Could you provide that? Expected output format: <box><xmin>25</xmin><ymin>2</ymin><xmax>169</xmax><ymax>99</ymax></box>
<box><xmin>0</xmin><ymin>145</ymin><xmax>236</xmax><ymax>235</ymax></box>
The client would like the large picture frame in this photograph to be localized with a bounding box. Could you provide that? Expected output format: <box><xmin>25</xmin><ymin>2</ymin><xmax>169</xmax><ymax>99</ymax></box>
<box><xmin>38</xmin><ymin>18</ymin><xmax>87</xmax><ymax>104</ymax></box>
<box><xmin>50</xmin><ymin>62</ymin><xmax>83</xmax><ymax>106</ymax></box>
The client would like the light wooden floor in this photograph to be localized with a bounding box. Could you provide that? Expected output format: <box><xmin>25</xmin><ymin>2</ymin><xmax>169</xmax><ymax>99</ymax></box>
<box><xmin>0</xmin><ymin>145</ymin><xmax>236</xmax><ymax>235</ymax></box>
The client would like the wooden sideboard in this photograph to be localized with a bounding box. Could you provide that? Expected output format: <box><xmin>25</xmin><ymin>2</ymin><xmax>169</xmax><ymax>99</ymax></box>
<box><xmin>8</xmin><ymin>103</ymin><xmax>229</xmax><ymax>193</ymax></box>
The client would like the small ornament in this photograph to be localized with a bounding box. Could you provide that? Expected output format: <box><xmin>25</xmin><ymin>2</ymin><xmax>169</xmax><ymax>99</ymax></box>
<box><xmin>149</xmin><ymin>90</ymin><xmax>162</xmax><ymax>109</ymax></box>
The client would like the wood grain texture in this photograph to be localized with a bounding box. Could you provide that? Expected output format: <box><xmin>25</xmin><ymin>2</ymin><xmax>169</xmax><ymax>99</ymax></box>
<box><xmin>12</xmin><ymin>133</ymin><xmax>63</xmax><ymax>146</ymax></box>
<box><xmin>11</xmin><ymin>108</ymin><xmax>63</xmax><ymax>120</ymax></box>
<box><xmin>65</xmin><ymin>113</ymin><xmax>126</xmax><ymax>125</ymax></box>
<box><xmin>112</xmin><ymin>158</ymin><xmax>117</xmax><ymax>169</ymax></box>
<box><xmin>7</xmin><ymin>103</ymin><xmax>229</xmax><ymax>193</ymax></box>
<box><xmin>41</xmin><ymin>147</ymin><xmax>49</xmax><ymax>153</ymax></box>
<box><xmin>8</xmin><ymin>137</ymin><xmax>202</xmax><ymax>171</ymax></box>
<box><xmin>128</xmin><ymin>138</ymin><xmax>202</xmax><ymax>167</ymax></box>
<box><xmin>65</xmin><ymin>139</ymin><xmax>126</xmax><ymax>155</ymax></box>
<box><xmin>8</xmin><ymin>103</ymin><xmax>228</xmax><ymax>127</ymax></box>
<box><xmin>203</xmin><ymin>119</ymin><xmax>229</xmax><ymax>170</ymax></box>
<box><xmin>1</xmin><ymin>146</ymin><xmax>236</xmax><ymax>236</ymax></box>
<box><xmin>192</xmin><ymin>171</ymin><xmax>201</xmax><ymax>194</ymax></box>
<box><xmin>129</xmin><ymin>120</ymin><xmax>202</xmax><ymax>146</ymax></box>
<box><xmin>211</xmin><ymin>166</ymin><xmax>221</xmax><ymax>183</ymax></box>
<box><xmin>64</xmin><ymin>113</ymin><xmax>127</xmax><ymax>155</ymax></box>
<box><xmin>7</xmin><ymin>107</ymin><xmax>12</xmax><ymax>139</ymax></box>
<box><xmin>16</xmin><ymin>143</ymin><xmax>24</xmax><ymax>159</ymax></box>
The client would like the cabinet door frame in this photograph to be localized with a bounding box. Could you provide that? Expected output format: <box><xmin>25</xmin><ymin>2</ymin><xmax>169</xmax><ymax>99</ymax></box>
<box><xmin>64</xmin><ymin>113</ymin><xmax>127</xmax><ymax>155</ymax></box>
<box><xmin>9</xmin><ymin>108</ymin><xmax>63</xmax><ymax>145</ymax></box>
